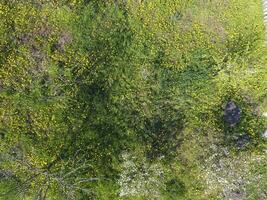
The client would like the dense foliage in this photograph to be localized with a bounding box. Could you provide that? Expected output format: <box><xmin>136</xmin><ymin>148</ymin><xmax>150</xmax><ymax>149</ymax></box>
<box><xmin>0</xmin><ymin>0</ymin><xmax>266</xmax><ymax>199</ymax></box>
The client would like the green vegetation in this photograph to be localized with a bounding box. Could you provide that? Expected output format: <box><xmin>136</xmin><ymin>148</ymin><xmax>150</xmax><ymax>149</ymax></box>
<box><xmin>0</xmin><ymin>0</ymin><xmax>266</xmax><ymax>199</ymax></box>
